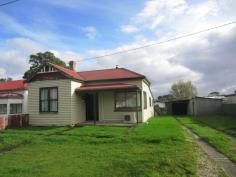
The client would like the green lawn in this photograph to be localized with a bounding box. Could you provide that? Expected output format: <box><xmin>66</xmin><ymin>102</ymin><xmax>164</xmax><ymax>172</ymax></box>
<box><xmin>179</xmin><ymin>117</ymin><xmax>236</xmax><ymax>163</ymax></box>
<box><xmin>192</xmin><ymin>115</ymin><xmax>236</xmax><ymax>137</ymax></box>
<box><xmin>0</xmin><ymin>117</ymin><xmax>197</xmax><ymax>177</ymax></box>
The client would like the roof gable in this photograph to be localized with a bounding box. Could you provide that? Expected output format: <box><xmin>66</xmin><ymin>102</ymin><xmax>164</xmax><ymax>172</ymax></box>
<box><xmin>28</xmin><ymin>62</ymin><xmax>85</xmax><ymax>82</ymax></box>
<box><xmin>0</xmin><ymin>80</ymin><xmax>27</xmax><ymax>91</ymax></box>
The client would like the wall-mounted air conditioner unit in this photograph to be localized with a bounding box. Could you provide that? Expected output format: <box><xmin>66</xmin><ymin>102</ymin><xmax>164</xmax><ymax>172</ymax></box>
<box><xmin>123</xmin><ymin>113</ymin><xmax>137</xmax><ymax>123</ymax></box>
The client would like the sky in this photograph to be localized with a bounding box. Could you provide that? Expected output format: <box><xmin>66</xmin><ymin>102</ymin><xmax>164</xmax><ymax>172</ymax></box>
<box><xmin>0</xmin><ymin>0</ymin><xmax>236</xmax><ymax>97</ymax></box>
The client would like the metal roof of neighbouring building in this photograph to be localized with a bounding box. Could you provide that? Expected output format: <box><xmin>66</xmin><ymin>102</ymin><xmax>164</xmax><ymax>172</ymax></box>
<box><xmin>0</xmin><ymin>80</ymin><xmax>27</xmax><ymax>92</ymax></box>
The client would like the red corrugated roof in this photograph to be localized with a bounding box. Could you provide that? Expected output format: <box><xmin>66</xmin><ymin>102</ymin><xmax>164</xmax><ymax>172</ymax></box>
<box><xmin>0</xmin><ymin>80</ymin><xmax>27</xmax><ymax>91</ymax></box>
<box><xmin>76</xmin><ymin>83</ymin><xmax>138</xmax><ymax>92</ymax></box>
<box><xmin>77</xmin><ymin>68</ymin><xmax>145</xmax><ymax>81</ymax></box>
<box><xmin>34</xmin><ymin>63</ymin><xmax>145</xmax><ymax>82</ymax></box>
<box><xmin>0</xmin><ymin>93</ymin><xmax>23</xmax><ymax>99</ymax></box>
<box><xmin>48</xmin><ymin>62</ymin><xmax>85</xmax><ymax>81</ymax></box>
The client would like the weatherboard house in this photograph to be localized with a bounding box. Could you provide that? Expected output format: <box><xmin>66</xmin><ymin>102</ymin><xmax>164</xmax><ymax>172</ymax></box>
<box><xmin>23</xmin><ymin>61</ymin><xmax>154</xmax><ymax>126</ymax></box>
<box><xmin>0</xmin><ymin>80</ymin><xmax>28</xmax><ymax>116</ymax></box>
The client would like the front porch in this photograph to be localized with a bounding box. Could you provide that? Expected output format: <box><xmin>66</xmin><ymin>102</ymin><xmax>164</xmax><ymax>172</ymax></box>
<box><xmin>76</xmin><ymin>83</ymin><xmax>142</xmax><ymax>124</ymax></box>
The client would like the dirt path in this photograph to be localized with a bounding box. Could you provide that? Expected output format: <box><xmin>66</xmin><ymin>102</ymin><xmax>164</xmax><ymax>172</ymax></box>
<box><xmin>0</xmin><ymin>140</ymin><xmax>31</xmax><ymax>154</ymax></box>
<box><xmin>182</xmin><ymin>126</ymin><xmax>236</xmax><ymax>177</ymax></box>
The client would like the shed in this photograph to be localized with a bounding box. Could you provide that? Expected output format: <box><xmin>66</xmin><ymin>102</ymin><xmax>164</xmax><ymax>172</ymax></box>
<box><xmin>165</xmin><ymin>97</ymin><xmax>222</xmax><ymax>116</ymax></box>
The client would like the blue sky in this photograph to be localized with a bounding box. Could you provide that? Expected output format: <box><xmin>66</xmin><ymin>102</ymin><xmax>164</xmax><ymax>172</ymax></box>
<box><xmin>0</xmin><ymin>0</ymin><xmax>144</xmax><ymax>52</ymax></box>
<box><xmin>0</xmin><ymin>0</ymin><xmax>236</xmax><ymax>97</ymax></box>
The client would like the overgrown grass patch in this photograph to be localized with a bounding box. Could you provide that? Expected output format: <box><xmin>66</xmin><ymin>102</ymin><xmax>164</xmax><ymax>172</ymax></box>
<box><xmin>193</xmin><ymin>115</ymin><xmax>236</xmax><ymax>137</ymax></box>
<box><xmin>179</xmin><ymin>117</ymin><xmax>236</xmax><ymax>163</ymax></box>
<box><xmin>0</xmin><ymin>117</ymin><xmax>197</xmax><ymax>177</ymax></box>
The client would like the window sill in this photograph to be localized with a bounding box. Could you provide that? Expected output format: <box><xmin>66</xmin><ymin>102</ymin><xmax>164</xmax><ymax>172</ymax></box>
<box><xmin>39</xmin><ymin>112</ymin><xmax>58</xmax><ymax>114</ymax></box>
<box><xmin>114</xmin><ymin>108</ymin><xmax>141</xmax><ymax>112</ymax></box>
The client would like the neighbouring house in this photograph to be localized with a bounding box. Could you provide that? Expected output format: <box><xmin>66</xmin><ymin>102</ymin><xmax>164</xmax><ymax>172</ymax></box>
<box><xmin>165</xmin><ymin>97</ymin><xmax>222</xmax><ymax>116</ymax></box>
<box><xmin>27</xmin><ymin>61</ymin><xmax>154</xmax><ymax>126</ymax></box>
<box><xmin>223</xmin><ymin>91</ymin><xmax>236</xmax><ymax>104</ymax></box>
<box><xmin>0</xmin><ymin>80</ymin><xmax>28</xmax><ymax>116</ymax></box>
<box><xmin>154</xmin><ymin>100</ymin><xmax>166</xmax><ymax>115</ymax></box>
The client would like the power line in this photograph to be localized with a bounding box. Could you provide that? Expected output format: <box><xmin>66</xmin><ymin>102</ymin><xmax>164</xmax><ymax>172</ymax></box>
<box><xmin>77</xmin><ymin>20</ymin><xmax>236</xmax><ymax>62</ymax></box>
<box><xmin>0</xmin><ymin>0</ymin><xmax>20</xmax><ymax>7</ymax></box>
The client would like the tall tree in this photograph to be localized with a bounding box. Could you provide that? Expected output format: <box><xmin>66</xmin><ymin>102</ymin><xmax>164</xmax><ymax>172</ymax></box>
<box><xmin>170</xmin><ymin>80</ymin><xmax>197</xmax><ymax>100</ymax></box>
<box><xmin>23</xmin><ymin>51</ymin><xmax>67</xmax><ymax>79</ymax></box>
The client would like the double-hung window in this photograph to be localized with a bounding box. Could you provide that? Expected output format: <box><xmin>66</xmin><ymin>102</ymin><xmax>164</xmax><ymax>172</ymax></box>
<box><xmin>143</xmin><ymin>91</ymin><xmax>147</xmax><ymax>109</ymax></box>
<box><xmin>0</xmin><ymin>104</ymin><xmax>7</xmax><ymax>114</ymax></box>
<box><xmin>40</xmin><ymin>87</ymin><xmax>58</xmax><ymax>113</ymax></box>
<box><xmin>10</xmin><ymin>104</ymin><xmax>22</xmax><ymax>114</ymax></box>
<box><xmin>115</xmin><ymin>91</ymin><xmax>141</xmax><ymax>111</ymax></box>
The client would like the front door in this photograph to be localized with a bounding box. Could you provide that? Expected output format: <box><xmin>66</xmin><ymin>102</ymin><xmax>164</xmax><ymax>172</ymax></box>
<box><xmin>85</xmin><ymin>93</ymin><xmax>99</xmax><ymax>121</ymax></box>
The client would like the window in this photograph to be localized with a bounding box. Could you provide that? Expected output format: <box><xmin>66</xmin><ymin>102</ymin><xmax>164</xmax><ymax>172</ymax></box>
<box><xmin>40</xmin><ymin>87</ymin><xmax>58</xmax><ymax>113</ymax></box>
<box><xmin>149</xmin><ymin>97</ymin><xmax>152</xmax><ymax>107</ymax></box>
<box><xmin>10</xmin><ymin>104</ymin><xmax>22</xmax><ymax>114</ymax></box>
<box><xmin>143</xmin><ymin>91</ymin><xmax>147</xmax><ymax>109</ymax></box>
<box><xmin>0</xmin><ymin>104</ymin><xmax>7</xmax><ymax>114</ymax></box>
<box><xmin>115</xmin><ymin>91</ymin><xmax>141</xmax><ymax>111</ymax></box>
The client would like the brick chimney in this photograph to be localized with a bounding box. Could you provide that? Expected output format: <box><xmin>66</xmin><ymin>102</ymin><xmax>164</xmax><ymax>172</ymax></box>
<box><xmin>69</xmin><ymin>61</ymin><xmax>77</xmax><ymax>71</ymax></box>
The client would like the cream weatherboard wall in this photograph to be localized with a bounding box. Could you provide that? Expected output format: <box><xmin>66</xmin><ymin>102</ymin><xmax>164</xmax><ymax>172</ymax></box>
<box><xmin>28</xmin><ymin>79</ymin><xmax>73</xmax><ymax>126</ymax></box>
<box><xmin>97</xmin><ymin>79</ymin><xmax>153</xmax><ymax>123</ymax></box>
<box><xmin>71</xmin><ymin>81</ymin><xmax>86</xmax><ymax>124</ymax></box>
<box><xmin>98</xmin><ymin>91</ymin><xmax>142</xmax><ymax>122</ymax></box>
<box><xmin>142</xmin><ymin>81</ymin><xmax>154</xmax><ymax>122</ymax></box>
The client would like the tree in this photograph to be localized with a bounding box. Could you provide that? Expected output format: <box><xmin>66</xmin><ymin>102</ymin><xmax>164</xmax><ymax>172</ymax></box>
<box><xmin>23</xmin><ymin>51</ymin><xmax>67</xmax><ymax>79</ymax></box>
<box><xmin>170</xmin><ymin>80</ymin><xmax>197</xmax><ymax>100</ymax></box>
<box><xmin>0</xmin><ymin>77</ymin><xmax>12</xmax><ymax>82</ymax></box>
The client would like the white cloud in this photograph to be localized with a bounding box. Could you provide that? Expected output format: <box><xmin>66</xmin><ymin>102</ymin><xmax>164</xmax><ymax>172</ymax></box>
<box><xmin>0</xmin><ymin>38</ymin><xmax>45</xmax><ymax>79</ymax></box>
<box><xmin>81</xmin><ymin>26</ymin><xmax>98</xmax><ymax>39</ymax></box>
<box><xmin>121</xmin><ymin>25</ymin><xmax>139</xmax><ymax>33</ymax></box>
<box><xmin>150</xmin><ymin>16</ymin><xmax>164</xmax><ymax>30</ymax></box>
<box><xmin>136</xmin><ymin>0</ymin><xmax>186</xmax><ymax>22</ymax></box>
<box><xmin>53</xmin><ymin>50</ymin><xmax>82</xmax><ymax>63</ymax></box>
<box><xmin>0</xmin><ymin>38</ymin><xmax>82</xmax><ymax>79</ymax></box>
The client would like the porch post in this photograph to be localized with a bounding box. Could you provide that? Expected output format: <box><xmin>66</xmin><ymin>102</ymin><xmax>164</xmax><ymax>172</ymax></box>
<box><xmin>136</xmin><ymin>90</ymin><xmax>139</xmax><ymax>124</ymax></box>
<box><xmin>93</xmin><ymin>92</ymin><xmax>97</xmax><ymax>126</ymax></box>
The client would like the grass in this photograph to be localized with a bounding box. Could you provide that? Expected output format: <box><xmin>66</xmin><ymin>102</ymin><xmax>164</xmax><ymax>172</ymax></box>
<box><xmin>179</xmin><ymin>117</ymin><xmax>236</xmax><ymax>163</ymax></box>
<box><xmin>192</xmin><ymin>115</ymin><xmax>236</xmax><ymax>137</ymax></box>
<box><xmin>0</xmin><ymin>126</ymin><xmax>70</xmax><ymax>150</ymax></box>
<box><xmin>0</xmin><ymin>117</ymin><xmax>197</xmax><ymax>177</ymax></box>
